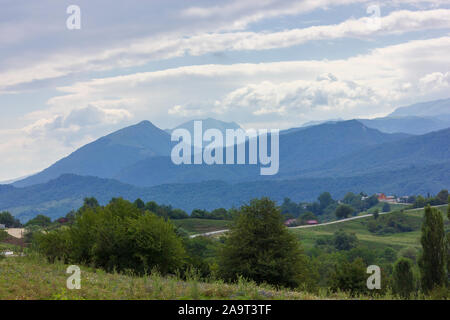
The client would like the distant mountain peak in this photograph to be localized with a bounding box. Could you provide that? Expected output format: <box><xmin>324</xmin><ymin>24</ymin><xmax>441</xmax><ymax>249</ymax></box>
<box><xmin>389</xmin><ymin>98</ymin><xmax>450</xmax><ymax>117</ymax></box>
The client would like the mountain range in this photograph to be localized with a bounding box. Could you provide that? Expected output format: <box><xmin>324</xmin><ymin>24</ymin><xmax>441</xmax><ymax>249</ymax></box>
<box><xmin>2</xmin><ymin>98</ymin><xmax>450</xmax><ymax>221</ymax></box>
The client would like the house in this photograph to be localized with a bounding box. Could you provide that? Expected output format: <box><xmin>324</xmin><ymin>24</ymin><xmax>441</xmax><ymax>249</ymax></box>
<box><xmin>0</xmin><ymin>224</ymin><xmax>5</xmax><ymax>229</ymax></box>
<box><xmin>306</xmin><ymin>220</ymin><xmax>318</xmax><ymax>225</ymax></box>
<box><xmin>377</xmin><ymin>193</ymin><xmax>387</xmax><ymax>201</ymax></box>
<box><xmin>284</xmin><ymin>219</ymin><xmax>297</xmax><ymax>226</ymax></box>
<box><xmin>57</xmin><ymin>217</ymin><xmax>69</xmax><ymax>224</ymax></box>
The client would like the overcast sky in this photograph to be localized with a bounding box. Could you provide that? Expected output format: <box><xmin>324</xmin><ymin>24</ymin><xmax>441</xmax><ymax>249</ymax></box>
<box><xmin>0</xmin><ymin>0</ymin><xmax>449</xmax><ymax>180</ymax></box>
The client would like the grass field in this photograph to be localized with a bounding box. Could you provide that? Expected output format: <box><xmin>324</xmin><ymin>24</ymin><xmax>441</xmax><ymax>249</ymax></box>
<box><xmin>291</xmin><ymin>205</ymin><xmax>449</xmax><ymax>251</ymax></box>
<box><xmin>172</xmin><ymin>219</ymin><xmax>230</xmax><ymax>235</ymax></box>
<box><xmin>0</xmin><ymin>255</ymin><xmax>361</xmax><ymax>300</ymax></box>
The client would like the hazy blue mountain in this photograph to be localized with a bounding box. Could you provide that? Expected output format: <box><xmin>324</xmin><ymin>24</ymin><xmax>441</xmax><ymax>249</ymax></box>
<box><xmin>389</xmin><ymin>98</ymin><xmax>450</xmax><ymax>117</ymax></box>
<box><xmin>2</xmin><ymin>160</ymin><xmax>449</xmax><ymax>222</ymax></box>
<box><xmin>359</xmin><ymin>116</ymin><xmax>450</xmax><ymax>135</ymax></box>
<box><xmin>309</xmin><ymin>128</ymin><xmax>450</xmax><ymax>177</ymax></box>
<box><xmin>166</xmin><ymin>117</ymin><xmax>242</xmax><ymax>138</ymax></box>
<box><xmin>14</xmin><ymin>121</ymin><xmax>172</xmax><ymax>187</ymax></box>
<box><xmin>278</xmin><ymin>120</ymin><xmax>410</xmax><ymax>172</ymax></box>
<box><xmin>114</xmin><ymin>156</ymin><xmax>260</xmax><ymax>187</ymax></box>
<box><xmin>113</xmin><ymin>120</ymin><xmax>410</xmax><ymax>186</ymax></box>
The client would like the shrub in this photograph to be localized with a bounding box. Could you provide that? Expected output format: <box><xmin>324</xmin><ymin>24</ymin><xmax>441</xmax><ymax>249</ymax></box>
<box><xmin>332</xmin><ymin>230</ymin><xmax>358</xmax><ymax>251</ymax></box>
<box><xmin>328</xmin><ymin>258</ymin><xmax>367</xmax><ymax>296</ymax></box>
<box><xmin>392</xmin><ymin>258</ymin><xmax>415</xmax><ymax>299</ymax></box>
<box><xmin>34</xmin><ymin>198</ymin><xmax>186</xmax><ymax>275</ymax></box>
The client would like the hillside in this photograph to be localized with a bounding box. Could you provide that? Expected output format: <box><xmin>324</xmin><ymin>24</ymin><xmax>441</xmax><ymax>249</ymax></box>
<box><xmin>291</xmin><ymin>205</ymin><xmax>449</xmax><ymax>252</ymax></box>
<box><xmin>14</xmin><ymin>121</ymin><xmax>172</xmax><ymax>187</ymax></box>
<box><xmin>2</xmin><ymin>160</ymin><xmax>449</xmax><ymax>221</ymax></box>
<box><xmin>310</xmin><ymin>128</ymin><xmax>450</xmax><ymax>177</ymax></box>
<box><xmin>359</xmin><ymin>116</ymin><xmax>450</xmax><ymax>135</ymax></box>
<box><xmin>278</xmin><ymin>120</ymin><xmax>410</xmax><ymax>173</ymax></box>
<box><xmin>0</xmin><ymin>256</ymin><xmax>347</xmax><ymax>300</ymax></box>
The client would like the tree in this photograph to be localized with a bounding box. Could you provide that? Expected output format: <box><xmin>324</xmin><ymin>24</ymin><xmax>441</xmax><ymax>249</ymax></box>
<box><xmin>436</xmin><ymin>189</ymin><xmax>449</xmax><ymax>204</ymax></box>
<box><xmin>82</xmin><ymin>197</ymin><xmax>99</xmax><ymax>209</ymax></box>
<box><xmin>419</xmin><ymin>205</ymin><xmax>446</xmax><ymax>293</ymax></box>
<box><xmin>335</xmin><ymin>204</ymin><xmax>354</xmax><ymax>219</ymax></box>
<box><xmin>332</xmin><ymin>230</ymin><xmax>358</xmax><ymax>251</ymax></box>
<box><xmin>393</xmin><ymin>258</ymin><xmax>415</xmax><ymax>299</ymax></box>
<box><xmin>133</xmin><ymin>198</ymin><xmax>145</xmax><ymax>210</ymax></box>
<box><xmin>382</xmin><ymin>202</ymin><xmax>390</xmax><ymax>213</ymax></box>
<box><xmin>0</xmin><ymin>211</ymin><xmax>22</xmax><ymax>228</ymax></box>
<box><xmin>218</xmin><ymin>198</ymin><xmax>310</xmax><ymax>288</ymax></box>
<box><xmin>329</xmin><ymin>258</ymin><xmax>367</xmax><ymax>296</ymax></box>
<box><xmin>25</xmin><ymin>214</ymin><xmax>52</xmax><ymax>227</ymax></box>
<box><xmin>372</xmin><ymin>208</ymin><xmax>379</xmax><ymax>220</ymax></box>
<box><xmin>35</xmin><ymin>198</ymin><xmax>186</xmax><ymax>275</ymax></box>
<box><xmin>318</xmin><ymin>192</ymin><xmax>334</xmax><ymax>212</ymax></box>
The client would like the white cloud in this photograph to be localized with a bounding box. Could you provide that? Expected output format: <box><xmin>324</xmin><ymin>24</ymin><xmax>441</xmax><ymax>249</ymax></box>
<box><xmin>1</xmin><ymin>8</ymin><xmax>449</xmax><ymax>90</ymax></box>
<box><xmin>42</xmin><ymin>36</ymin><xmax>450</xmax><ymax>129</ymax></box>
<box><xmin>418</xmin><ymin>71</ymin><xmax>450</xmax><ymax>91</ymax></box>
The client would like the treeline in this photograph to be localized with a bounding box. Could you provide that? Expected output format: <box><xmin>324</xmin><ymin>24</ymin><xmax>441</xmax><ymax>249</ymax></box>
<box><xmin>281</xmin><ymin>191</ymin><xmax>379</xmax><ymax>224</ymax></box>
<box><xmin>30</xmin><ymin>196</ymin><xmax>450</xmax><ymax>298</ymax></box>
<box><xmin>7</xmin><ymin>197</ymin><xmax>233</xmax><ymax>229</ymax></box>
<box><xmin>410</xmin><ymin>189</ymin><xmax>449</xmax><ymax>208</ymax></box>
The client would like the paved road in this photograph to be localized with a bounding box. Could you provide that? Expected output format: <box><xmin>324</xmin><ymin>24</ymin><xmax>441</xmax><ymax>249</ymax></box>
<box><xmin>189</xmin><ymin>204</ymin><xmax>447</xmax><ymax>238</ymax></box>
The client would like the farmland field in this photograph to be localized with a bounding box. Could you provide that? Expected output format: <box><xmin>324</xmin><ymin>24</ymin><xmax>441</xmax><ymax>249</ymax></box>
<box><xmin>291</xmin><ymin>205</ymin><xmax>449</xmax><ymax>251</ymax></box>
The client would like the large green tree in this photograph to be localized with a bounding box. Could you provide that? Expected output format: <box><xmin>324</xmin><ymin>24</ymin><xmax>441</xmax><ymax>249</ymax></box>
<box><xmin>218</xmin><ymin>198</ymin><xmax>310</xmax><ymax>288</ymax></box>
<box><xmin>419</xmin><ymin>205</ymin><xmax>446</xmax><ymax>293</ymax></box>
<box><xmin>335</xmin><ymin>204</ymin><xmax>354</xmax><ymax>219</ymax></box>
<box><xmin>393</xmin><ymin>258</ymin><xmax>415</xmax><ymax>299</ymax></box>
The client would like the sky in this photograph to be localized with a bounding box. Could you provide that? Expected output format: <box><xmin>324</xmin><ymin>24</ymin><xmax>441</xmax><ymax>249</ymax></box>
<box><xmin>0</xmin><ymin>0</ymin><xmax>450</xmax><ymax>181</ymax></box>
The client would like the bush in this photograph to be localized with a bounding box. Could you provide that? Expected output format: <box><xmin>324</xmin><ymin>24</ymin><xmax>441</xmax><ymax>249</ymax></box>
<box><xmin>0</xmin><ymin>229</ymin><xmax>8</xmax><ymax>242</ymax></box>
<box><xmin>34</xmin><ymin>198</ymin><xmax>186</xmax><ymax>275</ymax></box>
<box><xmin>332</xmin><ymin>230</ymin><xmax>358</xmax><ymax>251</ymax></box>
<box><xmin>392</xmin><ymin>258</ymin><xmax>415</xmax><ymax>299</ymax></box>
<box><xmin>328</xmin><ymin>258</ymin><xmax>367</xmax><ymax>296</ymax></box>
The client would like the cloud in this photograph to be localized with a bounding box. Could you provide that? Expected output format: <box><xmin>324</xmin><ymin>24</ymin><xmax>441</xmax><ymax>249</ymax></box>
<box><xmin>1</xmin><ymin>8</ymin><xmax>449</xmax><ymax>90</ymax></box>
<box><xmin>418</xmin><ymin>71</ymin><xmax>450</xmax><ymax>91</ymax></box>
<box><xmin>23</xmin><ymin>105</ymin><xmax>132</xmax><ymax>145</ymax></box>
<box><xmin>42</xmin><ymin>36</ymin><xmax>450</xmax><ymax>129</ymax></box>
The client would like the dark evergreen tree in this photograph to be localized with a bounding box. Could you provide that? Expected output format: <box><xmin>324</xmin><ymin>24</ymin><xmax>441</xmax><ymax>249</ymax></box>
<box><xmin>419</xmin><ymin>205</ymin><xmax>446</xmax><ymax>293</ymax></box>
